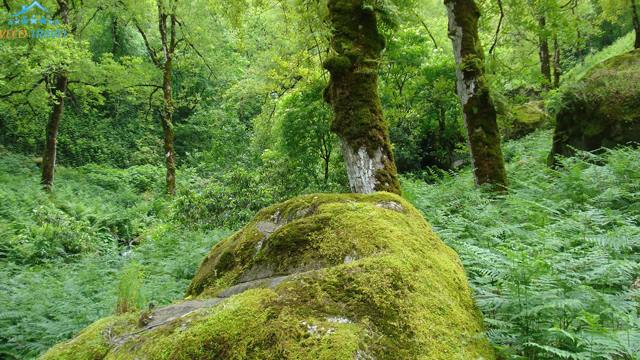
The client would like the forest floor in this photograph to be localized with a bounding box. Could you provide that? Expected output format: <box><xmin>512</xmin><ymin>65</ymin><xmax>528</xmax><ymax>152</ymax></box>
<box><xmin>1</xmin><ymin>130</ymin><xmax>639</xmax><ymax>359</ymax></box>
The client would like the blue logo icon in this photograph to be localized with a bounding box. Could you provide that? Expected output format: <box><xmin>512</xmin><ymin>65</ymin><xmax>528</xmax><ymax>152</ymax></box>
<box><xmin>8</xmin><ymin>1</ymin><xmax>61</xmax><ymax>27</ymax></box>
<box><xmin>13</xmin><ymin>1</ymin><xmax>48</xmax><ymax>15</ymax></box>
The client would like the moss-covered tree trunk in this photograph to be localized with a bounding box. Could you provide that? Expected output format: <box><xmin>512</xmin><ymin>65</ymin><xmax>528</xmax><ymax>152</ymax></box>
<box><xmin>323</xmin><ymin>0</ymin><xmax>400</xmax><ymax>195</ymax></box>
<box><xmin>161</xmin><ymin>58</ymin><xmax>176</xmax><ymax>196</ymax></box>
<box><xmin>537</xmin><ymin>16</ymin><xmax>552</xmax><ymax>88</ymax></box>
<box><xmin>632</xmin><ymin>0</ymin><xmax>640</xmax><ymax>49</ymax></box>
<box><xmin>158</xmin><ymin>1</ymin><xmax>177</xmax><ymax>195</ymax></box>
<box><xmin>445</xmin><ymin>0</ymin><xmax>508</xmax><ymax>189</ymax></box>
<box><xmin>41</xmin><ymin>0</ymin><xmax>69</xmax><ymax>191</ymax></box>
<box><xmin>41</xmin><ymin>73</ymin><xmax>68</xmax><ymax>191</ymax></box>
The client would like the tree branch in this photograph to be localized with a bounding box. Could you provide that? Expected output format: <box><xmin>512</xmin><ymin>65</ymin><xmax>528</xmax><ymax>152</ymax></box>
<box><xmin>489</xmin><ymin>0</ymin><xmax>504</xmax><ymax>55</ymax></box>
<box><xmin>413</xmin><ymin>11</ymin><xmax>439</xmax><ymax>49</ymax></box>
<box><xmin>176</xmin><ymin>18</ymin><xmax>217</xmax><ymax>80</ymax></box>
<box><xmin>0</xmin><ymin>77</ymin><xmax>45</xmax><ymax>99</ymax></box>
<box><xmin>135</xmin><ymin>21</ymin><xmax>161</xmax><ymax>67</ymax></box>
<box><xmin>77</xmin><ymin>6</ymin><xmax>103</xmax><ymax>35</ymax></box>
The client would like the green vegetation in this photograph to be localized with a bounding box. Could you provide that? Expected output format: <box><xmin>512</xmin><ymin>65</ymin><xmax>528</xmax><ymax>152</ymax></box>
<box><xmin>42</xmin><ymin>193</ymin><xmax>494</xmax><ymax>360</ymax></box>
<box><xmin>404</xmin><ymin>131</ymin><xmax>640</xmax><ymax>359</ymax></box>
<box><xmin>0</xmin><ymin>0</ymin><xmax>638</xmax><ymax>359</ymax></box>
<box><xmin>0</xmin><ymin>152</ymin><xmax>227</xmax><ymax>358</ymax></box>
<box><xmin>549</xmin><ymin>48</ymin><xmax>640</xmax><ymax>164</ymax></box>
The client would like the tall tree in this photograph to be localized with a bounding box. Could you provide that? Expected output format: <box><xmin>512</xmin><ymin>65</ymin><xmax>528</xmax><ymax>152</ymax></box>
<box><xmin>323</xmin><ymin>0</ymin><xmax>401</xmax><ymax>195</ymax></box>
<box><xmin>41</xmin><ymin>0</ymin><xmax>70</xmax><ymax>191</ymax></box>
<box><xmin>632</xmin><ymin>0</ymin><xmax>640</xmax><ymax>49</ymax></box>
<box><xmin>537</xmin><ymin>15</ymin><xmax>552</xmax><ymax>87</ymax></box>
<box><xmin>444</xmin><ymin>0</ymin><xmax>508</xmax><ymax>189</ymax></box>
<box><xmin>133</xmin><ymin>0</ymin><xmax>178</xmax><ymax>195</ymax></box>
<box><xmin>552</xmin><ymin>35</ymin><xmax>561</xmax><ymax>88</ymax></box>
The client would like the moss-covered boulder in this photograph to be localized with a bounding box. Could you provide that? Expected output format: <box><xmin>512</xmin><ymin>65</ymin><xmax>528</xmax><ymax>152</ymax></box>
<box><xmin>548</xmin><ymin>49</ymin><xmax>640</xmax><ymax>165</ymax></box>
<box><xmin>498</xmin><ymin>101</ymin><xmax>550</xmax><ymax>140</ymax></box>
<box><xmin>41</xmin><ymin>193</ymin><xmax>494</xmax><ymax>360</ymax></box>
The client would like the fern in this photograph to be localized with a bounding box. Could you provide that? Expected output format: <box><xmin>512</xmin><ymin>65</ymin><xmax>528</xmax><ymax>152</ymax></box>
<box><xmin>404</xmin><ymin>130</ymin><xmax>640</xmax><ymax>359</ymax></box>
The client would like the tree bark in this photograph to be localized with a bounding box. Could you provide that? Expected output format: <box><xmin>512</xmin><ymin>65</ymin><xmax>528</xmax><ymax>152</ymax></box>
<box><xmin>320</xmin><ymin>136</ymin><xmax>331</xmax><ymax>184</ymax></box>
<box><xmin>445</xmin><ymin>0</ymin><xmax>508</xmax><ymax>189</ymax></box>
<box><xmin>552</xmin><ymin>35</ymin><xmax>561</xmax><ymax>88</ymax></box>
<box><xmin>537</xmin><ymin>16</ymin><xmax>552</xmax><ymax>88</ymax></box>
<box><xmin>111</xmin><ymin>16</ymin><xmax>121</xmax><ymax>56</ymax></box>
<box><xmin>632</xmin><ymin>0</ymin><xmax>640</xmax><ymax>49</ymax></box>
<box><xmin>41</xmin><ymin>0</ymin><xmax>69</xmax><ymax>191</ymax></box>
<box><xmin>323</xmin><ymin>0</ymin><xmax>400</xmax><ymax>195</ymax></box>
<box><xmin>41</xmin><ymin>73</ymin><xmax>68</xmax><ymax>191</ymax></box>
<box><xmin>158</xmin><ymin>1</ymin><xmax>177</xmax><ymax>196</ymax></box>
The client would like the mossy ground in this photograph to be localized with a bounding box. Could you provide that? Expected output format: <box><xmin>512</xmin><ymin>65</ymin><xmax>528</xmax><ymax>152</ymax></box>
<box><xmin>41</xmin><ymin>193</ymin><xmax>494</xmax><ymax>360</ymax></box>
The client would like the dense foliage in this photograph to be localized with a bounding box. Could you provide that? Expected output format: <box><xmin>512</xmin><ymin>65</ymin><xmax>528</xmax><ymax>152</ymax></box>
<box><xmin>405</xmin><ymin>131</ymin><xmax>640</xmax><ymax>359</ymax></box>
<box><xmin>0</xmin><ymin>0</ymin><xmax>638</xmax><ymax>358</ymax></box>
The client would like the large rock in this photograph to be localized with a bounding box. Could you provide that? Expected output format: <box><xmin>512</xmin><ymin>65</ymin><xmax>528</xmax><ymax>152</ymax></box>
<box><xmin>41</xmin><ymin>193</ymin><xmax>494</xmax><ymax>360</ymax></box>
<box><xmin>548</xmin><ymin>49</ymin><xmax>640</xmax><ymax>165</ymax></box>
<box><xmin>498</xmin><ymin>101</ymin><xmax>550</xmax><ymax>140</ymax></box>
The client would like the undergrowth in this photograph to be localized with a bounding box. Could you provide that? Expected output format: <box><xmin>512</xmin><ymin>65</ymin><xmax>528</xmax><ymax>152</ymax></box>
<box><xmin>404</xmin><ymin>130</ymin><xmax>640</xmax><ymax>359</ymax></box>
<box><xmin>2</xmin><ymin>129</ymin><xmax>639</xmax><ymax>359</ymax></box>
<box><xmin>0</xmin><ymin>153</ymin><xmax>226</xmax><ymax>359</ymax></box>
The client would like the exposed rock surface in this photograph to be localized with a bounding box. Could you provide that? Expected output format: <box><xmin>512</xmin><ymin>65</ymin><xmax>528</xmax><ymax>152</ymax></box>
<box><xmin>549</xmin><ymin>49</ymin><xmax>640</xmax><ymax>165</ymax></box>
<box><xmin>41</xmin><ymin>193</ymin><xmax>494</xmax><ymax>360</ymax></box>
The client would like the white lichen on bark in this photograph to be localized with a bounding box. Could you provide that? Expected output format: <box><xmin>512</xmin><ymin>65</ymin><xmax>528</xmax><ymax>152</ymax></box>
<box><xmin>340</xmin><ymin>140</ymin><xmax>384</xmax><ymax>194</ymax></box>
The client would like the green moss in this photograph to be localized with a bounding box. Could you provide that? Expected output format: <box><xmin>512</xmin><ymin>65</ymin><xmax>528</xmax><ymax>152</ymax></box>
<box><xmin>498</xmin><ymin>101</ymin><xmax>550</xmax><ymax>140</ymax></box>
<box><xmin>549</xmin><ymin>49</ymin><xmax>640</xmax><ymax>165</ymax></box>
<box><xmin>41</xmin><ymin>193</ymin><xmax>495</xmax><ymax>360</ymax></box>
<box><xmin>40</xmin><ymin>315</ymin><xmax>137</xmax><ymax>360</ymax></box>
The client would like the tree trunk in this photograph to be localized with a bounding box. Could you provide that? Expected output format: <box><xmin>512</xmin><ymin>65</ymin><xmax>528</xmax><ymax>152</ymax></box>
<box><xmin>445</xmin><ymin>0</ymin><xmax>508</xmax><ymax>189</ymax></box>
<box><xmin>552</xmin><ymin>35</ymin><xmax>561</xmax><ymax>88</ymax></box>
<box><xmin>323</xmin><ymin>0</ymin><xmax>400</xmax><ymax>195</ymax></box>
<box><xmin>537</xmin><ymin>16</ymin><xmax>552</xmax><ymax>88</ymax></box>
<box><xmin>320</xmin><ymin>136</ymin><xmax>331</xmax><ymax>184</ymax></box>
<box><xmin>632</xmin><ymin>0</ymin><xmax>640</xmax><ymax>49</ymax></box>
<box><xmin>438</xmin><ymin>106</ymin><xmax>446</xmax><ymax>142</ymax></box>
<box><xmin>161</xmin><ymin>61</ymin><xmax>176</xmax><ymax>196</ymax></box>
<box><xmin>111</xmin><ymin>16</ymin><xmax>121</xmax><ymax>56</ymax></box>
<box><xmin>158</xmin><ymin>1</ymin><xmax>177</xmax><ymax>196</ymax></box>
<box><xmin>41</xmin><ymin>0</ymin><xmax>69</xmax><ymax>191</ymax></box>
<box><xmin>41</xmin><ymin>73</ymin><xmax>68</xmax><ymax>191</ymax></box>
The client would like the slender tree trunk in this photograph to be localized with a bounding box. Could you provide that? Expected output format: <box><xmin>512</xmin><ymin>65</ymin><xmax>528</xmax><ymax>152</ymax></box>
<box><xmin>111</xmin><ymin>17</ymin><xmax>120</xmax><ymax>56</ymax></box>
<box><xmin>538</xmin><ymin>16</ymin><xmax>552</xmax><ymax>88</ymax></box>
<box><xmin>161</xmin><ymin>61</ymin><xmax>176</xmax><ymax>196</ymax></box>
<box><xmin>632</xmin><ymin>0</ymin><xmax>640</xmax><ymax>49</ymax></box>
<box><xmin>445</xmin><ymin>0</ymin><xmax>508</xmax><ymax>189</ymax></box>
<box><xmin>323</xmin><ymin>0</ymin><xmax>400</xmax><ymax>195</ymax></box>
<box><xmin>321</xmin><ymin>136</ymin><xmax>331</xmax><ymax>184</ymax></box>
<box><xmin>438</xmin><ymin>106</ymin><xmax>446</xmax><ymax>142</ymax></box>
<box><xmin>552</xmin><ymin>35</ymin><xmax>561</xmax><ymax>88</ymax></box>
<box><xmin>41</xmin><ymin>73</ymin><xmax>68</xmax><ymax>191</ymax></box>
<box><xmin>323</xmin><ymin>156</ymin><xmax>330</xmax><ymax>183</ymax></box>
<box><xmin>41</xmin><ymin>0</ymin><xmax>69</xmax><ymax>191</ymax></box>
<box><xmin>158</xmin><ymin>1</ymin><xmax>177</xmax><ymax>196</ymax></box>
